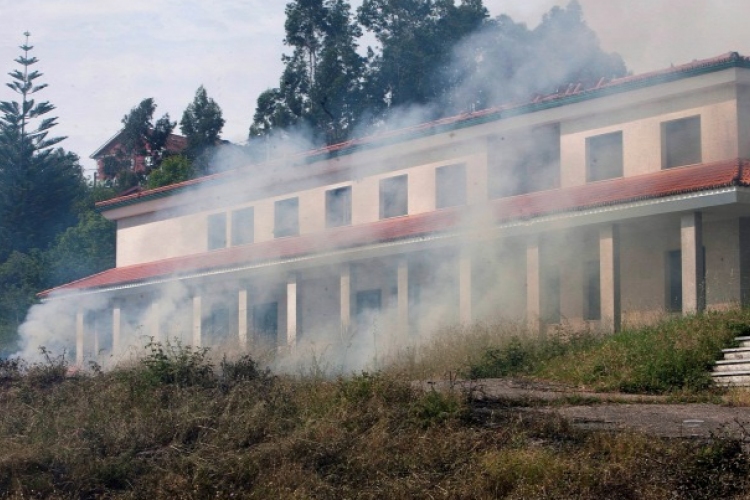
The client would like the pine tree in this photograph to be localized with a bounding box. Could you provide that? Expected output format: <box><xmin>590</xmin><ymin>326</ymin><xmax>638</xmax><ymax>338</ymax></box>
<box><xmin>0</xmin><ymin>32</ymin><xmax>84</xmax><ymax>261</ymax></box>
<box><xmin>180</xmin><ymin>86</ymin><xmax>225</xmax><ymax>173</ymax></box>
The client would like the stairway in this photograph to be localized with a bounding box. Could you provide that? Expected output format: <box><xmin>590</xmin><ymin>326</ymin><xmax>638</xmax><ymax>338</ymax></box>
<box><xmin>712</xmin><ymin>336</ymin><xmax>750</xmax><ymax>387</ymax></box>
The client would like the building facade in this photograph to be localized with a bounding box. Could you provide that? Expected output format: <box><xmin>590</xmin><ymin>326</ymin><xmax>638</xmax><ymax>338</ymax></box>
<box><xmin>33</xmin><ymin>53</ymin><xmax>750</xmax><ymax>366</ymax></box>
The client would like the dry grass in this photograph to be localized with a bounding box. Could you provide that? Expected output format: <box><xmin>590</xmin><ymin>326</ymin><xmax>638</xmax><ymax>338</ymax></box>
<box><xmin>1</xmin><ymin>346</ymin><xmax>750</xmax><ymax>498</ymax></box>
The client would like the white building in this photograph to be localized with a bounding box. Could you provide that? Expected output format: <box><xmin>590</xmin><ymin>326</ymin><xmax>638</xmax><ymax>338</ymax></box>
<box><xmin>37</xmin><ymin>53</ymin><xmax>750</xmax><ymax>365</ymax></box>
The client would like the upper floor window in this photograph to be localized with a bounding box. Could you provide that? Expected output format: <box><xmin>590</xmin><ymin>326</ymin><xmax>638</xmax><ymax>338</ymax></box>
<box><xmin>207</xmin><ymin>213</ymin><xmax>227</xmax><ymax>250</ymax></box>
<box><xmin>380</xmin><ymin>174</ymin><xmax>408</xmax><ymax>219</ymax></box>
<box><xmin>488</xmin><ymin>124</ymin><xmax>560</xmax><ymax>199</ymax></box>
<box><xmin>274</xmin><ymin>197</ymin><xmax>299</xmax><ymax>238</ymax></box>
<box><xmin>587</xmin><ymin>131</ymin><xmax>623</xmax><ymax>182</ymax></box>
<box><xmin>326</xmin><ymin>186</ymin><xmax>352</xmax><ymax>228</ymax></box>
<box><xmin>662</xmin><ymin>116</ymin><xmax>701</xmax><ymax>169</ymax></box>
<box><xmin>231</xmin><ymin>207</ymin><xmax>254</xmax><ymax>246</ymax></box>
<box><xmin>436</xmin><ymin>163</ymin><xmax>467</xmax><ymax>209</ymax></box>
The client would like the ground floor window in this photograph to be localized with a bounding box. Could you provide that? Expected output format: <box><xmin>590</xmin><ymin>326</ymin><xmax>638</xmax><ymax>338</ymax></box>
<box><xmin>253</xmin><ymin>302</ymin><xmax>278</xmax><ymax>345</ymax></box>
<box><xmin>584</xmin><ymin>260</ymin><xmax>601</xmax><ymax>320</ymax></box>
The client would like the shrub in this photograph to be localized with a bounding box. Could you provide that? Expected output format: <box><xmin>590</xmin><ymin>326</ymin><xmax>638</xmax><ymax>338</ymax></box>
<box><xmin>140</xmin><ymin>339</ymin><xmax>214</xmax><ymax>387</ymax></box>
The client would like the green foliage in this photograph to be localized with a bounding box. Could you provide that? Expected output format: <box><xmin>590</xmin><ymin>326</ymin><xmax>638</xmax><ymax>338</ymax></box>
<box><xmin>146</xmin><ymin>154</ymin><xmax>193</xmax><ymax>189</ymax></box>
<box><xmin>180</xmin><ymin>86</ymin><xmax>225</xmax><ymax>173</ymax></box>
<box><xmin>140</xmin><ymin>340</ymin><xmax>214</xmax><ymax>387</ymax></box>
<box><xmin>45</xmin><ymin>210</ymin><xmax>115</xmax><ymax>287</ymax></box>
<box><xmin>467</xmin><ymin>310</ymin><xmax>750</xmax><ymax>394</ymax></box>
<box><xmin>0</xmin><ymin>34</ymin><xmax>86</xmax><ymax>261</ymax></box>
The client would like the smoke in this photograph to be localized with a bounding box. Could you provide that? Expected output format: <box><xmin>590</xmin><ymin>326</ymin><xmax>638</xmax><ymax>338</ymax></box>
<box><xmin>15</xmin><ymin>1</ymin><xmax>723</xmax><ymax>375</ymax></box>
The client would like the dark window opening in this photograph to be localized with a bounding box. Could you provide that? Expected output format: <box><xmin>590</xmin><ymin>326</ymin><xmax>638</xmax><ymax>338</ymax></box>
<box><xmin>662</xmin><ymin>116</ymin><xmax>701</xmax><ymax>169</ymax></box>
<box><xmin>436</xmin><ymin>163</ymin><xmax>467</xmax><ymax>209</ymax></box>
<box><xmin>274</xmin><ymin>197</ymin><xmax>299</xmax><ymax>238</ymax></box>
<box><xmin>204</xmin><ymin>305</ymin><xmax>232</xmax><ymax>343</ymax></box>
<box><xmin>666</xmin><ymin>250</ymin><xmax>682</xmax><ymax>312</ymax></box>
<box><xmin>542</xmin><ymin>267</ymin><xmax>561</xmax><ymax>324</ymax></box>
<box><xmin>587</xmin><ymin>131</ymin><xmax>623</xmax><ymax>182</ymax></box>
<box><xmin>380</xmin><ymin>175</ymin><xmax>408</xmax><ymax>219</ymax></box>
<box><xmin>584</xmin><ymin>260</ymin><xmax>601</xmax><ymax>320</ymax></box>
<box><xmin>231</xmin><ymin>207</ymin><xmax>254</xmax><ymax>246</ymax></box>
<box><xmin>355</xmin><ymin>289</ymin><xmax>382</xmax><ymax>327</ymax></box>
<box><xmin>253</xmin><ymin>302</ymin><xmax>278</xmax><ymax>345</ymax></box>
<box><xmin>207</xmin><ymin>213</ymin><xmax>227</xmax><ymax>250</ymax></box>
<box><xmin>488</xmin><ymin>124</ymin><xmax>560</xmax><ymax>199</ymax></box>
<box><xmin>326</xmin><ymin>186</ymin><xmax>352</xmax><ymax>228</ymax></box>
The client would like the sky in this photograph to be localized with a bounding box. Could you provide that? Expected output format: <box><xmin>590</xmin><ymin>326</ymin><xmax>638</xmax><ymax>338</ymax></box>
<box><xmin>1</xmin><ymin>0</ymin><xmax>750</xmax><ymax>176</ymax></box>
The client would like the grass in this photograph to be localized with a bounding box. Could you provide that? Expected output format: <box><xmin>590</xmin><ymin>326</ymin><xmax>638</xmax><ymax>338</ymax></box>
<box><xmin>400</xmin><ymin>309</ymin><xmax>750</xmax><ymax>394</ymax></box>
<box><xmin>2</xmin><ymin>311</ymin><xmax>750</xmax><ymax>497</ymax></box>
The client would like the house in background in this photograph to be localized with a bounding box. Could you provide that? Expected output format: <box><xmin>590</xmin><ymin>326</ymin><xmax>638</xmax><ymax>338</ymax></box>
<box><xmin>91</xmin><ymin>130</ymin><xmax>188</xmax><ymax>180</ymax></box>
<box><xmin>33</xmin><ymin>53</ymin><xmax>750</xmax><ymax>370</ymax></box>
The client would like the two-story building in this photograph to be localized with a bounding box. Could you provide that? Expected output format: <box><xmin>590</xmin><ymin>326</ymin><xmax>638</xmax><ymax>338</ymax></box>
<box><xmin>29</xmin><ymin>53</ymin><xmax>750</xmax><ymax>366</ymax></box>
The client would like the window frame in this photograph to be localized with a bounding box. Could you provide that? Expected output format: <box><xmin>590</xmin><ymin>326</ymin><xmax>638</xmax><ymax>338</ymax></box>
<box><xmin>274</xmin><ymin>197</ymin><xmax>300</xmax><ymax>238</ymax></box>
<box><xmin>379</xmin><ymin>174</ymin><xmax>408</xmax><ymax>219</ymax></box>
<box><xmin>231</xmin><ymin>206</ymin><xmax>255</xmax><ymax>246</ymax></box>
<box><xmin>661</xmin><ymin>115</ymin><xmax>702</xmax><ymax>169</ymax></box>
<box><xmin>325</xmin><ymin>186</ymin><xmax>353</xmax><ymax>228</ymax></box>
<box><xmin>435</xmin><ymin>163</ymin><xmax>467</xmax><ymax>209</ymax></box>
<box><xmin>207</xmin><ymin>212</ymin><xmax>227</xmax><ymax>250</ymax></box>
<box><xmin>586</xmin><ymin>131</ymin><xmax>623</xmax><ymax>182</ymax></box>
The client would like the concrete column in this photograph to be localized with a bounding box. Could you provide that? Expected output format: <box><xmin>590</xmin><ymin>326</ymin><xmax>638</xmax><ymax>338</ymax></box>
<box><xmin>340</xmin><ymin>265</ymin><xmax>351</xmax><ymax>333</ymax></box>
<box><xmin>397</xmin><ymin>259</ymin><xmax>409</xmax><ymax>335</ymax></box>
<box><xmin>192</xmin><ymin>296</ymin><xmax>202</xmax><ymax>347</ymax></box>
<box><xmin>681</xmin><ymin>212</ymin><xmax>705</xmax><ymax>314</ymax></box>
<box><xmin>150</xmin><ymin>301</ymin><xmax>161</xmax><ymax>343</ymax></box>
<box><xmin>526</xmin><ymin>239</ymin><xmax>541</xmax><ymax>333</ymax></box>
<box><xmin>287</xmin><ymin>275</ymin><xmax>297</xmax><ymax>346</ymax></box>
<box><xmin>459</xmin><ymin>252</ymin><xmax>472</xmax><ymax>324</ymax></box>
<box><xmin>238</xmin><ymin>289</ymin><xmax>248</xmax><ymax>349</ymax></box>
<box><xmin>112</xmin><ymin>306</ymin><xmax>121</xmax><ymax>354</ymax></box>
<box><xmin>599</xmin><ymin>224</ymin><xmax>621</xmax><ymax>332</ymax></box>
<box><xmin>75</xmin><ymin>311</ymin><xmax>84</xmax><ymax>366</ymax></box>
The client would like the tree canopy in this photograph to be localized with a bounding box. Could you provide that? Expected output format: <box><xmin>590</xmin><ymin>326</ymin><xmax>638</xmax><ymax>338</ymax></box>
<box><xmin>249</xmin><ymin>0</ymin><xmax>626</xmax><ymax>145</ymax></box>
<box><xmin>180</xmin><ymin>86</ymin><xmax>225</xmax><ymax>174</ymax></box>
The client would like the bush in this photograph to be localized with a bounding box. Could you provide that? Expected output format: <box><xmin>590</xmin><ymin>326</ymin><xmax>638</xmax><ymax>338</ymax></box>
<box><xmin>140</xmin><ymin>340</ymin><xmax>214</xmax><ymax>387</ymax></box>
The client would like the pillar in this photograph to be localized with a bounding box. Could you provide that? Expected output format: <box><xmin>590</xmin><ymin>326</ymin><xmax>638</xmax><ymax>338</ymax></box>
<box><xmin>112</xmin><ymin>306</ymin><xmax>121</xmax><ymax>354</ymax></box>
<box><xmin>238</xmin><ymin>289</ymin><xmax>248</xmax><ymax>349</ymax></box>
<box><xmin>192</xmin><ymin>296</ymin><xmax>202</xmax><ymax>347</ymax></box>
<box><xmin>340</xmin><ymin>265</ymin><xmax>351</xmax><ymax>333</ymax></box>
<box><xmin>150</xmin><ymin>301</ymin><xmax>161</xmax><ymax>343</ymax></box>
<box><xmin>526</xmin><ymin>238</ymin><xmax>541</xmax><ymax>333</ymax></box>
<box><xmin>397</xmin><ymin>258</ymin><xmax>409</xmax><ymax>335</ymax></box>
<box><xmin>459</xmin><ymin>252</ymin><xmax>472</xmax><ymax>324</ymax></box>
<box><xmin>75</xmin><ymin>311</ymin><xmax>84</xmax><ymax>366</ymax></box>
<box><xmin>681</xmin><ymin>212</ymin><xmax>705</xmax><ymax>314</ymax></box>
<box><xmin>287</xmin><ymin>274</ymin><xmax>297</xmax><ymax>346</ymax></box>
<box><xmin>599</xmin><ymin>224</ymin><xmax>621</xmax><ymax>332</ymax></box>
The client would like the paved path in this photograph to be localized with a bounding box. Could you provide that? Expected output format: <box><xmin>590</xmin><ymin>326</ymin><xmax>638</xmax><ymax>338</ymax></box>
<box><xmin>423</xmin><ymin>378</ymin><xmax>750</xmax><ymax>439</ymax></box>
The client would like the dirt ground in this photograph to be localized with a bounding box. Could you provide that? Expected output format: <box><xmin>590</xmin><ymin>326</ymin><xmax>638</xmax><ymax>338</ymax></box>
<box><xmin>424</xmin><ymin>378</ymin><xmax>750</xmax><ymax>439</ymax></box>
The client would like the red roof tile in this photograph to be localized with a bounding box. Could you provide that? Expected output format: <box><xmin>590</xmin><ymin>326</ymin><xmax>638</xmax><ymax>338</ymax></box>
<box><xmin>42</xmin><ymin>159</ymin><xmax>750</xmax><ymax>298</ymax></box>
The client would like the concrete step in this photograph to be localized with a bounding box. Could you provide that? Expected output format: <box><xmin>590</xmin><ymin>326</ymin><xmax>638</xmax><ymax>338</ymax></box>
<box><xmin>712</xmin><ymin>371</ymin><xmax>750</xmax><ymax>387</ymax></box>
<box><xmin>719</xmin><ymin>347</ymin><xmax>750</xmax><ymax>360</ymax></box>
<box><xmin>734</xmin><ymin>336</ymin><xmax>750</xmax><ymax>348</ymax></box>
<box><xmin>713</xmin><ymin>359</ymin><xmax>750</xmax><ymax>372</ymax></box>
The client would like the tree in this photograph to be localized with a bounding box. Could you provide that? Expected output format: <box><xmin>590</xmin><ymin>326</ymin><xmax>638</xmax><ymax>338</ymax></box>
<box><xmin>0</xmin><ymin>32</ymin><xmax>85</xmax><ymax>261</ymax></box>
<box><xmin>146</xmin><ymin>155</ymin><xmax>193</xmax><ymax>189</ymax></box>
<box><xmin>107</xmin><ymin>98</ymin><xmax>176</xmax><ymax>189</ymax></box>
<box><xmin>180</xmin><ymin>86</ymin><xmax>225</xmax><ymax>173</ymax></box>
<box><xmin>357</xmin><ymin>0</ymin><xmax>488</xmax><ymax>116</ymax></box>
<box><xmin>250</xmin><ymin>0</ymin><xmax>365</xmax><ymax>145</ymax></box>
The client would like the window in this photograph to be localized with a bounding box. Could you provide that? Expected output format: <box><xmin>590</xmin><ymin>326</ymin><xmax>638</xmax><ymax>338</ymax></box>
<box><xmin>488</xmin><ymin>124</ymin><xmax>560</xmax><ymax>199</ymax></box>
<box><xmin>662</xmin><ymin>116</ymin><xmax>701</xmax><ymax>169</ymax></box>
<box><xmin>380</xmin><ymin>175</ymin><xmax>408</xmax><ymax>219</ymax></box>
<box><xmin>274</xmin><ymin>197</ymin><xmax>299</xmax><ymax>238</ymax></box>
<box><xmin>666</xmin><ymin>250</ymin><xmax>682</xmax><ymax>312</ymax></box>
<box><xmin>253</xmin><ymin>302</ymin><xmax>278</xmax><ymax>345</ymax></box>
<box><xmin>584</xmin><ymin>260</ymin><xmax>601</xmax><ymax>320</ymax></box>
<box><xmin>355</xmin><ymin>289</ymin><xmax>382</xmax><ymax>327</ymax></box>
<box><xmin>587</xmin><ymin>131</ymin><xmax>623</xmax><ymax>182</ymax></box>
<box><xmin>231</xmin><ymin>207</ymin><xmax>254</xmax><ymax>246</ymax></box>
<box><xmin>326</xmin><ymin>186</ymin><xmax>352</xmax><ymax>228</ymax></box>
<box><xmin>207</xmin><ymin>213</ymin><xmax>227</xmax><ymax>250</ymax></box>
<box><xmin>436</xmin><ymin>163</ymin><xmax>467</xmax><ymax>209</ymax></box>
